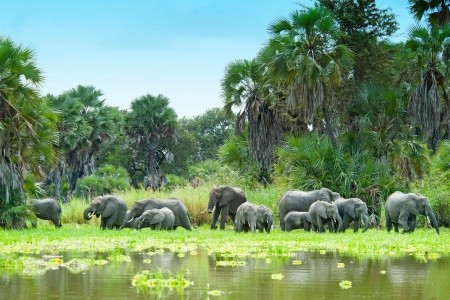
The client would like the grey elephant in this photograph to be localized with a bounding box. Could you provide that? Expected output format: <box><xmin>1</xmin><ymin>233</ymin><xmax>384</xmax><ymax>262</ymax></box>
<box><xmin>31</xmin><ymin>198</ymin><xmax>62</xmax><ymax>228</ymax></box>
<box><xmin>283</xmin><ymin>211</ymin><xmax>312</xmax><ymax>232</ymax></box>
<box><xmin>234</xmin><ymin>202</ymin><xmax>273</xmax><ymax>233</ymax></box>
<box><xmin>135</xmin><ymin>207</ymin><xmax>175</xmax><ymax>230</ymax></box>
<box><xmin>83</xmin><ymin>195</ymin><xmax>128</xmax><ymax>229</ymax></box>
<box><xmin>121</xmin><ymin>211</ymin><xmax>137</xmax><ymax>228</ymax></box>
<box><xmin>207</xmin><ymin>185</ymin><xmax>247</xmax><ymax>230</ymax></box>
<box><xmin>385</xmin><ymin>191</ymin><xmax>439</xmax><ymax>234</ymax></box>
<box><xmin>334</xmin><ymin>197</ymin><xmax>370</xmax><ymax>233</ymax></box>
<box><xmin>308</xmin><ymin>200</ymin><xmax>342</xmax><ymax>233</ymax></box>
<box><xmin>121</xmin><ymin>198</ymin><xmax>191</xmax><ymax>230</ymax></box>
<box><xmin>278</xmin><ymin>188</ymin><xmax>341</xmax><ymax>231</ymax></box>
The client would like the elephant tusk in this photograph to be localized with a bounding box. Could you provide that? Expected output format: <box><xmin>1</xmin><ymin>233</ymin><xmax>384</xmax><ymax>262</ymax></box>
<box><xmin>127</xmin><ymin>217</ymin><xmax>134</xmax><ymax>223</ymax></box>
<box><xmin>88</xmin><ymin>211</ymin><xmax>94</xmax><ymax>218</ymax></box>
<box><xmin>199</xmin><ymin>207</ymin><xmax>209</xmax><ymax>214</ymax></box>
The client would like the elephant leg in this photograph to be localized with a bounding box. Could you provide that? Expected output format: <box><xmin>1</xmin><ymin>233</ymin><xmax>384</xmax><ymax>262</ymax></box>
<box><xmin>100</xmin><ymin>217</ymin><xmax>106</xmax><ymax>229</ymax></box>
<box><xmin>340</xmin><ymin>214</ymin><xmax>351</xmax><ymax>232</ymax></box>
<box><xmin>211</xmin><ymin>207</ymin><xmax>221</xmax><ymax>229</ymax></box>
<box><xmin>219</xmin><ymin>205</ymin><xmax>229</xmax><ymax>230</ymax></box>
<box><xmin>353</xmin><ymin>218</ymin><xmax>360</xmax><ymax>233</ymax></box>
<box><xmin>393</xmin><ymin>223</ymin><xmax>399</xmax><ymax>233</ymax></box>
<box><xmin>327</xmin><ymin>219</ymin><xmax>334</xmax><ymax>233</ymax></box>
<box><xmin>408</xmin><ymin>215</ymin><xmax>417</xmax><ymax>232</ymax></box>
<box><xmin>154</xmin><ymin>223</ymin><xmax>162</xmax><ymax>230</ymax></box>
<box><xmin>398</xmin><ymin>210</ymin><xmax>410</xmax><ymax>233</ymax></box>
<box><xmin>317</xmin><ymin>217</ymin><xmax>325</xmax><ymax>233</ymax></box>
<box><xmin>385</xmin><ymin>212</ymin><xmax>392</xmax><ymax>232</ymax></box>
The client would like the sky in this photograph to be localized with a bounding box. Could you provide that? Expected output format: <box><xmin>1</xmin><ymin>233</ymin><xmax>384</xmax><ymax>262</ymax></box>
<box><xmin>1</xmin><ymin>0</ymin><xmax>412</xmax><ymax>118</ymax></box>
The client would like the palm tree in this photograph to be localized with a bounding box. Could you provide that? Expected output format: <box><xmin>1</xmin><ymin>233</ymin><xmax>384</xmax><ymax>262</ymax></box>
<box><xmin>405</xmin><ymin>24</ymin><xmax>450</xmax><ymax>152</ymax></box>
<box><xmin>409</xmin><ymin>0</ymin><xmax>450</xmax><ymax>26</ymax></box>
<box><xmin>266</xmin><ymin>5</ymin><xmax>353</xmax><ymax>148</ymax></box>
<box><xmin>222</xmin><ymin>58</ymin><xmax>283</xmax><ymax>184</ymax></box>
<box><xmin>0</xmin><ymin>37</ymin><xmax>57</xmax><ymax>228</ymax></box>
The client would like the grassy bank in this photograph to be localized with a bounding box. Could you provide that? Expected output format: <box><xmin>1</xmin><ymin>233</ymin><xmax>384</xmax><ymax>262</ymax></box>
<box><xmin>1</xmin><ymin>224</ymin><xmax>448</xmax><ymax>258</ymax></box>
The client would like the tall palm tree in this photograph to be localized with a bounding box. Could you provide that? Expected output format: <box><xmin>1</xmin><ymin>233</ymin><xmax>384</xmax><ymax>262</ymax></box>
<box><xmin>409</xmin><ymin>0</ymin><xmax>450</xmax><ymax>26</ymax></box>
<box><xmin>0</xmin><ymin>37</ymin><xmax>57</xmax><ymax>228</ymax></box>
<box><xmin>266</xmin><ymin>5</ymin><xmax>353</xmax><ymax>148</ymax></box>
<box><xmin>222</xmin><ymin>58</ymin><xmax>282</xmax><ymax>184</ymax></box>
<box><xmin>405</xmin><ymin>24</ymin><xmax>450</xmax><ymax>152</ymax></box>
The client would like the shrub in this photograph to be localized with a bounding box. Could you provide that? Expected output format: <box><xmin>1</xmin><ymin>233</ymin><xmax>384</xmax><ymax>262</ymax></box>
<box><xmin>74</xmin><ymin>165</ymin><xmax>130</xmax><ymax>198</ymax></box>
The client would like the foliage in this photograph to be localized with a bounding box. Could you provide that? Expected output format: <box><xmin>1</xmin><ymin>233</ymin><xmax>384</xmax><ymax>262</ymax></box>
<box><xmin>179</xmin><ymin>108</ymin><xmax>234</xmax><ymax>162</ymax></box>
<box><xmin>409</xmin><ymin>0</ymin><xmax>450</xmax><ymax>26</ymax></box>
<box><xmin>124</xmin><ymin>94</ymin><xmax>177</xmax><ymax>190</ymax></box>
<box><xmin>274</xmin><ymin>134</ymin><xmax>401</xmax><ymax>214</ymax></box>
<box><xmin>74</xmin><ymin>164</ymin><xmax>130</xmax><ymax>199</ymax></box>
<box><xmin>46</xmin><ymin>86</ymin><xmax>121</xmax><ymax>200</ymax></box>
<box><xmin>0</xmin><ymin>37</ymin><xmax>57</xmax><ymax>228</ymax></box>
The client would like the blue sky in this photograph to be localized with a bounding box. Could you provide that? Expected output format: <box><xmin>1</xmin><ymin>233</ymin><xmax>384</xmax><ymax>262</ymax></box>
<box><xmin>1</xmin><ymin>0</ymin><xmax>412</xmax><ymax>117</ymax></box>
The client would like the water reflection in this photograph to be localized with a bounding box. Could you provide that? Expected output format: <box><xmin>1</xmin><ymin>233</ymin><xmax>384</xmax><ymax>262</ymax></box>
<box><xmin>0</xmin><ymin>249</ymin><xmax>448</xmax><ymax>299</ymax></box>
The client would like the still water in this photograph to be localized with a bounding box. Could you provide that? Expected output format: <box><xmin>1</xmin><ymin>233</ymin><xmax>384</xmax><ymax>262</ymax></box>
<box><xmin>1</xmin><ymin>248</ymin><xmax>448</xmax><ymax>299</ymax></box>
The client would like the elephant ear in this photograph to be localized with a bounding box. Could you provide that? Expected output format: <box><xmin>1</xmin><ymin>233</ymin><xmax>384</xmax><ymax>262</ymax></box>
<box><xmin>102</xmin><ymin>197</ymin><xmax>117</xmax><ymax>218</ymax></box>
<box><xmin>405</xmin><ymin>198</ymin><xmax>419</xmax><ymax>215</ymax></box>
<box><xmin>317</xmin><ymin>204</ymin><xmax>328</xmax><ymax>219</ymax></box>
<box><xmin>344</xmin><ymin>202</ymin><xmax>356</xmax><ymax>219</ymax></box>
<box><xmin>149</xmin><ymin>211</ymin><xmax>165</xmax><ymax>224</ymax></box>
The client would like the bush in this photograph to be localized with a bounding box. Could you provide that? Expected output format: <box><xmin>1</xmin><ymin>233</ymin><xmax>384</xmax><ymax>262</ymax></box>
<box><xmin>74</xmin><ymin>165</ymin><xmax>131</xmax><ymax>199</ymax></box>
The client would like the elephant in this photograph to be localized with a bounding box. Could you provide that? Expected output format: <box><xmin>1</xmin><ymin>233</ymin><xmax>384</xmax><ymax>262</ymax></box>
<box><xmin>278</xmin><ymin>188</ymin><xmax>341</xmax><ymax>231</ymax></box>
<box><xmin>234</xmin><ymin>202</ymin><xmax>273</xmax><ymax>233</ymax></box>
<box><xmin>121</xmin><ymin>211</ymin><xmax>137</xmax><ymax>229</ymax></box>
<box><xmin>31</xmin><ymin>198</ymin><xmax>62</xmax><ymax>228</ymax></box>
<box><xmin>83</xmin><ymin>195</ymin><xmax>128</xmax><ymax>229</ymax></box>
<box><xmin>308</xmin><ymin>200</ymin><xmax>342</xmax><ymax>233</ymax></box>
<box><xmin>334</xmin><ymin>197</ymin><xmax>370</xmax><ymax>233</ymax></box>
<box><xmin>121</xmin><ymin>198</ymin><xmax>191</xmax><ymax>230</ymax></box>
<box><xmin>283</xmin><ymin>211</ymin><xmax>312</xmax><ymax>232</ymax></box>
<box><xmin>207</xmin><ymin>185</ymin><xmax>247</xmax><ymax>230</ymax></box>
<box><xmin>385</xmin><ymin>191</ymin><xmax>439</xmax><ymax>234</ymax></box>
<box><xmin>135</xmin><ymin>207</ymin><xmax>175</xmax><ymax>230</ymax></box>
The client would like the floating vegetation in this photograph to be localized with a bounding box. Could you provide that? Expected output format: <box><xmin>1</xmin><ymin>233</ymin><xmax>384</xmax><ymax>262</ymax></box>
<box><xmin>339</xmin><ymin>280</ymin><xmax>352</xmax><ymax>289</ymax></box>
<box><xmin>207</xmin><ymin>290</ymin><xmax>225</xmax><ymax>296</ymax></box>
<box><xmin>216</xmin><ymin>260</ymin><xmax>246</xmax><ymax>267</ymax></box>
<box><xmin>292</xmin><ymin>260</ymin><xmax>303</xmax><ymax>265</ymax></box>
<box><xmin>337</xmin><ymin>262</ymin><xmax>345</xmax><ymax>268</ymax></box>
<box><xmin>271</xmin><ymin>273</ymin><xmax>284</xmax><ymax>280</ymax></box>
<box><xmin>380</xmin><ymin>270</ymin><xmax>387</xmax><ymax>274</ymax></box>
<box><xmin>143</xmin><ymin>259</ymin><xmax>152</xmax><ymax>264</ymax></box>
<box><xmin>131</xmin><ymin>269</ymin><xmax>193</xmax><ymax>295</ymax></box>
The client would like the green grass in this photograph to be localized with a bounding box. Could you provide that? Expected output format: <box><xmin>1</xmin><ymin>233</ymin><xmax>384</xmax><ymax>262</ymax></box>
<box><xmin>1</xmin><ymin>224</ymin><xmax>448</xmax><ymax>258</ymax></box>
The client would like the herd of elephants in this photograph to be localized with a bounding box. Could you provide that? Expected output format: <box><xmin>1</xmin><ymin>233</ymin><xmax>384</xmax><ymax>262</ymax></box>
<box><xmin>31</xmin><ymin>185</ymin><xmax>441</xmax><ymax>235</ymax></box>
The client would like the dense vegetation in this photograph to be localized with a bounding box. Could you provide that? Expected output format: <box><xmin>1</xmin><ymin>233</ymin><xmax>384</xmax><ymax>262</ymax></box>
<box><xmin>1</xmin><ymin>0</ymin><xmax>450</xmax><ymax>229</ymax></box>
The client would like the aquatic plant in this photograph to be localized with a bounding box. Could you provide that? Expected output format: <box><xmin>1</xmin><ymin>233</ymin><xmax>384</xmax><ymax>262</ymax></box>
<box><xmin>131</xmin><ymin>269</ymin><xmax>193</xmax><ymax>295</ymax></box>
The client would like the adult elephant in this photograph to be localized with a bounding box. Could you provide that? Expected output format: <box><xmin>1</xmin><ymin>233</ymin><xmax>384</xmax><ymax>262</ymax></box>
<box><xmin>308</xmin><ymin>200</ymin><xmax>342</xmax><ymax>233</ymax></box>
<box><xmin>207</xmin><ymin>185</ymin><xmax>247</xmax><ymax>230</ymax></box>
<box><xmin>234</xmin><ymin>202</ymin><xmax>273</xmax><ymax>233</ymax></box>
<box><xmin>385</xmin><ymin>191</ymin><xmax>439</xmax><ymax>234</ymax></box>
<box><xmin>135</xmin><ymin>207</ymin><xmax>175</xmax><ymax>230</ymax></box>
<box><xmin>283</xmin><ymin>211</ymin><xmax>312</xmax><ymax>232</ymax></box>
<box><xmin>121</xmin><ymin>198</ymin><xmax>191</xmax><ymax>230</ymax></box>
<box><xmin>83</xmin><ymin>195</ymin><xmax>127</xmax><ymax>229</ymax></box>
<box><xmin>121</xmin><ymin>211</ymin><xmax>137</xmax><ymax>229</ymax></box>
<box><xmin>31</xmin><ymin>198</ymin><xmax>62</xmax><ymax>228</ymax></box>
<box><xmin>278</xmin><ymin>188</ymin><xmax>341</xmax><ymax>231</ymax></box>
<box><xmin>334</xmin><ymin>197</ymin><xmax>370</xmax><ymax>233</ymax></box>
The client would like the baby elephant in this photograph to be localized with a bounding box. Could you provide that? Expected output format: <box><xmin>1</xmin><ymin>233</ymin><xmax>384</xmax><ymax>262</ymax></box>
<box><xmin>135</xmin><ymin>207</ymin><xmax>175</xmax><ymax>230</ymax></box>
<box><xmin>283</xmin><ymin>211</ymin><xmax>312</xmax><ymax>232</ymax></box>
<box><xmin>31</xmin><ymin>198</ymin><xmax>62</xmax><ymax>228</ymax></box>
<box><xmin>234</xmin><ymin>202</ymin><xmax>273</xmax><ymax>233</ymax></box>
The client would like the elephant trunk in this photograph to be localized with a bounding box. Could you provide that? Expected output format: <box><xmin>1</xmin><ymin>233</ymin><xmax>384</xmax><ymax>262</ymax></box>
<box><xmin>83</xmin><ymin>207</ymin><xmax>94</xmax><ymax>220</ymax></box>
<box><xmin>426</xmin><ymin>210</ymin><xmax>440</xmax><ymax>234</ymax></box>
<box><xmin>361</xmin><ymin>213</ymin><xmax>370</xmax><ymax>232</ymax></box>
<box><xmin>207</xmin><ymin>200</ymin><xmax>215</xmax><ymax>214</ymax></box>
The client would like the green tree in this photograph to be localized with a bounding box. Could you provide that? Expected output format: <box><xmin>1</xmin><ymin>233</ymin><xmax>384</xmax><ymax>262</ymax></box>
<box><xmin>405</xmin><ymin>24</ymin><xmax>450</xmax><ymax>152</ymax></box>
<box><xmin>266</xmin><ymin>5</ymin><xmax>353</xmax><ymax>148</ymax></box>
<box><xmin>409</xmin><ymin>0</ymin><xmax>450</xmax><ymax>26</ymax></box>
<box><xmin>222</xmin><ymin>58</ymin><xmax>283</xmax><ymax>184</ymax></box>
<box><xmin>47</xmin><ymin>86</ymin><xmax>121</xmax><ymax>200</ymax></box>
<box><xmin>124</xmin><ymin>94</ymin><xmax>177</xmax><ymax>189</ymax></box>
<box><xmin>179</xmin><ymin>108</ymin><xmax>234</xmax><ymax>162</ymax></box>
<box><xmin>0</xmin><ymin>37</ymin><xmax>58</xmax><ymax>228</ymax></box>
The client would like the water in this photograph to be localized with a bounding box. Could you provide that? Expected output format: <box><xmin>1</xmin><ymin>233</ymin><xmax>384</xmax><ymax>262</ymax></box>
<box><xmin>1</xmin><ymin>249</ymin><xmax>448</xmax><ymax>299</ymax></box>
